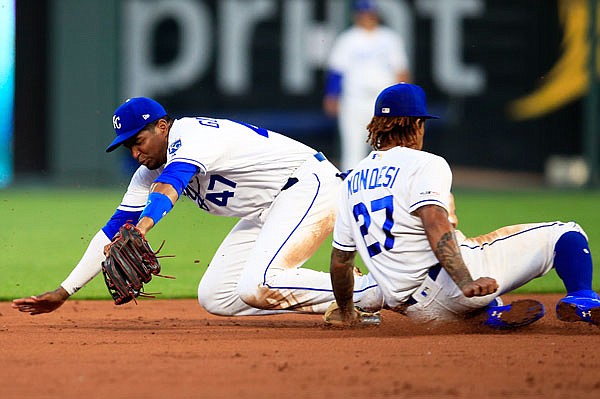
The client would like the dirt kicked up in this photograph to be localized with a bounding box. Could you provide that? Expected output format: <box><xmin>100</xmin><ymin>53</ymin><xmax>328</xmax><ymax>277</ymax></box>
<box><xmin>1</xmin><ymin>294</ymin><xmax>599</xmax><ymax>399</ymax></box>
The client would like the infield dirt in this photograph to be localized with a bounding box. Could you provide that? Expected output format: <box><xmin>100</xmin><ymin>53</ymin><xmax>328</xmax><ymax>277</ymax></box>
<box><xmin>1</xmin><ymin>293</ymin><xmax>599</xmax><ymax>399</ymax></box>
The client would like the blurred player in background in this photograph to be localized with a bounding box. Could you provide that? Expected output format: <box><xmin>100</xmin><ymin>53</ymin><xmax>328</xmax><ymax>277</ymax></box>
<box><xmin>329</xmin><ymin>83</ymin><xmax>600</xmax><ymax>328</ymax></box>
<box><xmin>13</xmin><ymin>97</ymin><xmax>382</xmax><ymax>316</ymax></box>
<box><xmin>323</xmin><ymin>0</ymin><xmax>410</xmax><ymax>172</ymax></box>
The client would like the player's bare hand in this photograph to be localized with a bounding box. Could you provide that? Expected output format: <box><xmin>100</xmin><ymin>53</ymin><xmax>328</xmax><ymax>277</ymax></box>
<box><xmin>461</xmin><ymin>277</ymin><xmax>498</xmax><ymax>297</ymax></box>
<box><xmin>12</xmin><ymin>287</ymin><xmax>70</xmax><ymax>315</ymax></box>
<box><xmin>323</xmin><ymin>302</ymin><xmax>382</xmax><ymax>327</ymax></box>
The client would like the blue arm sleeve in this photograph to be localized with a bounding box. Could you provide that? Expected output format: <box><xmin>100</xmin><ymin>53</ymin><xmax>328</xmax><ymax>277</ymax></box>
<box><xmin>102</xmin><ymin>209</ymin><xmax>142</xmax><ymax>239</ymax></box>
<box><xmin>324</xmin><ymin>70</ymin><xmax>343</xmax><ymax>97</ymax></box>
<box><xmin>154</xmin><ymin>161</ymin><xmax>199</xmax><ymax>195</ymax></box>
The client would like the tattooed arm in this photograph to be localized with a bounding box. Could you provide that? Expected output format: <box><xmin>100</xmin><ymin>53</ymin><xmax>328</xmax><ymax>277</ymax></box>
<box><xmin>330</xmin><ymin>248</ymin><xmax>358</xmax><ymax>318</ymax></box>
<box><xmin>415</xmin><ymin>204</ymin><xmax>498</xmax><ymax>298</ymax></box>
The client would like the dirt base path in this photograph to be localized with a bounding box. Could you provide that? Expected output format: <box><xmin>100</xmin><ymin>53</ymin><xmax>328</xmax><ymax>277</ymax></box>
<box><xmin>1</xmin><ymin>294</ymin><xmax>599</xmax><ymax>399</ymax></box>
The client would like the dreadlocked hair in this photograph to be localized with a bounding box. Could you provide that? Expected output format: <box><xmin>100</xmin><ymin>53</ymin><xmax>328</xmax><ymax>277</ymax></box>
<box><xmin>367</xmin><ymin>116</ymin><xmax>424</xmax><ymax>150</ymax></box>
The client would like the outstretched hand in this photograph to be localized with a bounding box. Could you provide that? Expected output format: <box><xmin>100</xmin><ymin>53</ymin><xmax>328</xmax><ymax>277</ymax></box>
<box><xmin>12</xmin><ymin>287</ymin><xmax>70</xmax><ymax>315</ymax></box>
<box><xmin>461</xmin><ymin>277</ymin><xmax>498</xmax><ymax>298</ymax></box>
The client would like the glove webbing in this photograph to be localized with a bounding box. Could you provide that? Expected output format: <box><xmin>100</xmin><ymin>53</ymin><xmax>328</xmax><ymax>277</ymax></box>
<box><xmin>102</xmin><ymin>224</ymin><xmax>174</xmax><ymax>305</ymax></box>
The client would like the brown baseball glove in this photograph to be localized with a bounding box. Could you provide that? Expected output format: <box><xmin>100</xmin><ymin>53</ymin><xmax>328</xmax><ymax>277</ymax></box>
<box><xmin>323</xmin><ymin>302</ymin><xmax>382</xmax><ymax>327</ymax></box>
<box><xmin>102</xmin><ymin>223</ymin><xmax>171</xmax><ymax>305</ymax></box>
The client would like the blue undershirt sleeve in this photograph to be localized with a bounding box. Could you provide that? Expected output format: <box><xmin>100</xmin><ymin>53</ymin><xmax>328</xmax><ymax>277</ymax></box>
<box><xmin>103</xmin><ymin>163</ymin><xmax>198</xmax><ymax>236</ymax></box>
<box><xmin>154</xmin><ymin>161</ymin><xmax>199</xmax><ymax>196</ymax></box>
<box><xmin>102</xmin><ymin>209</ymin><xmax>142</xmax><ymax>239</ymax></box>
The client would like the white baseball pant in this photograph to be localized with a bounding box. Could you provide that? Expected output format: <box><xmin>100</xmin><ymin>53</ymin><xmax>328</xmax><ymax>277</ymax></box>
<box><xmin>198</xmin><ymin>155</ymin><xmax>382</xmax><ymax>316</ymax></box>
<box><xmin>405</xmin><ymin>221</ymin><xmax>585</xmax><ymax>321</ymax></box>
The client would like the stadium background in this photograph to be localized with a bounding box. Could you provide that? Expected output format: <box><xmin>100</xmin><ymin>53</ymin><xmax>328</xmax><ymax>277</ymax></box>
<box><xmin>10</xmin><ymin>0</ymin><xmax>599</xmax><ymax>188</ymax></box>
<box><xmin>3</xmin><ymin>5</ymin><xmax>600</xmax><ymax>398</ymax></box>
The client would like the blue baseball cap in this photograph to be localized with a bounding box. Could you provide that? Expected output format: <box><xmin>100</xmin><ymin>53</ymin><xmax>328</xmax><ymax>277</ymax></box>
<box><xmin>106</xmin><ymin>97</ymin><xmax>167</xmax><ymax>152</ymax></box>
<box><xmin>353</xmin><ymin>0</ymin><xmax>377</xmax><ymax>12</ymax></box>
<box><xmin>374</xmin><ymin>83</ymin><xmax>439</xmax><ymax>119</ymax></box>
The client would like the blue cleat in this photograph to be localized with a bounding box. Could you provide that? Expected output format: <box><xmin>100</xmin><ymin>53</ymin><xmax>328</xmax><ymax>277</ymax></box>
<box><xmin>556</xmin><ymin>295</ymin><xmax>600</xmax><ymax>326</ymax></box>
<box><xmin>483</xmin><ymin>299</ymin><xmax>545</xmax><ymax>329</ymax></box>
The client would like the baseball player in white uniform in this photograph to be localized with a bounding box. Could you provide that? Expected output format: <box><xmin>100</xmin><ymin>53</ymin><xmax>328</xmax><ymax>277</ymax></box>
<box><xmin>323</xmin><ymin>0</ymin><xmax>410</xmax><ymax>172</ymax></box>
<box><xmin>12</xmin><ymin>97</ymin><xmax>382</xmax><ymax>316</ymax></box>
<box><xmin>329</xmin><ymin>83</ymin><xmax>600</xmax><ymax>328</ymax></box>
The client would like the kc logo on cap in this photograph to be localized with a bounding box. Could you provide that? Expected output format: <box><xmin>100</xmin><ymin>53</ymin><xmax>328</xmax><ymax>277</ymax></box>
<box><xmin>112</xmin><ymin>115</ymin><xmax>121</xmax><ymax>130</ymax></box>
<box><xmin>106</xmin><ymin>97</ymin><xmax>167</xmax><ymax>152</ymax></box>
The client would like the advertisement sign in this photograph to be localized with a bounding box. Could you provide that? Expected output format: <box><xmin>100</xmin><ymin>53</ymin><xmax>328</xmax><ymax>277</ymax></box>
<box><xmin>117</xmin><ymin>0</ymin><xmax>582</xmax><ymax>172</ymax></box>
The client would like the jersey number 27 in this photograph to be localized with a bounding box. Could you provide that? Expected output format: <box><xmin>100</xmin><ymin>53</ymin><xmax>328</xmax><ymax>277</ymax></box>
<box><xmin>353</xmin><ymin>195</ymin><xmax>395</xmax><ymax>257</ymax></box>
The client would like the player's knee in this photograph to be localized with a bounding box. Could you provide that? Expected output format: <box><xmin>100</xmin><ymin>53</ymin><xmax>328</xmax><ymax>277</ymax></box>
<box><xmin>197</xmin><ymin>280</ymin><xmax>237</xmax><ymax>316</ymax></box>
<box><xmin>197</xmin><ymin>284</ymin><xmax>217</xmax><ymax>314</ymax></box>
<box><xmin>197</xmin><ymin>294</ymin><xmax>239</xmax><ymax>316</ymax></box>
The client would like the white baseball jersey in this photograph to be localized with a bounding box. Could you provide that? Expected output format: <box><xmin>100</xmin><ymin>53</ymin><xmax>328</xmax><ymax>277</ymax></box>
<box><xmin>112</xmin><ymin>117</ymin><xmax>383</xmax><ymax>316</ymax></box>
<box><xmin>333</xmin><ymin>147</ymin><xmax>586</xmax><ymax>321</ymax></box>
<box><xmin>333</xmin><ymin>147</ymin><xmax>452</xmax><ymax>306</ymax></box>
<box><xmin>327</xmin><ymin>25</ymin><xmax>409</xmax><ymax>171</ymax></box>
<box><xmin>118</xmin><ymin>117</ymin><xmax>317</xmax><ymax>220</ymax></box>
<box><xmin>328</xmin><ymin>26</ymin><xmax>408</xmax><ymax>100</ymax></box>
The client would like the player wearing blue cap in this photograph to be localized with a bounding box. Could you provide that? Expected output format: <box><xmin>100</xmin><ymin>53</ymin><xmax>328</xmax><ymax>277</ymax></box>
<box><xmin>324</xmin><ymin>0</ymin><xmax>410</xmax><ymax>172</ymax></box>
<box><xmin>13</xmin><ymin>97</ymin><xmax>383</xmax><ymax>316</ymax></box>
<box><xmin>328</xmin><ymin>83</ymin><xmax>600</xmax><ymax>328</ymax></box>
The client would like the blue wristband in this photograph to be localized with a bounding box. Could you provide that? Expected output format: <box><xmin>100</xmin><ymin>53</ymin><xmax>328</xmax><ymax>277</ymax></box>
<box><xmin>139</xmin><ymin>192</ymin><xmax>174</xmax><ymax>225</ymax></box>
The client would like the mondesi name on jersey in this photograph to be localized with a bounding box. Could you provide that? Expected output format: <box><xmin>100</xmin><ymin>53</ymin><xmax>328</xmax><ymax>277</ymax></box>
<box><xmin>347</xmin><ymin>166</ymin><xmax>400</xmax><ymax>197</ymax></box>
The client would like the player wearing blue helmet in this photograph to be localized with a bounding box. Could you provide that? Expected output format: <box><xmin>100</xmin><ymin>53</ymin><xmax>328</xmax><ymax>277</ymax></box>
<box><xmin>328</xmin><ymin>83</ymin><xmax>600</xmax><ymax>329</ymax></box>
<box><xmin>13</xmin><ymin>97</ymin><xmax>383</xmax><ymax>316</ymax></box>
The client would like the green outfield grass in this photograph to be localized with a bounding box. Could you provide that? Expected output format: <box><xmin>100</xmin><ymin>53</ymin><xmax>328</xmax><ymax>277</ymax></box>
<box><xmin>1</xmin><ymin>187</ymin><xmax>599</xmax><ymax>301</ymax></box>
